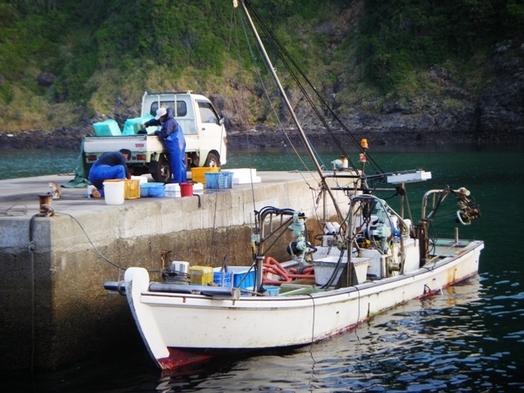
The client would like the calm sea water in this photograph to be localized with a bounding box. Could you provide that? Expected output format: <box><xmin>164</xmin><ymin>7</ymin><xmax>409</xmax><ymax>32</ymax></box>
<box><xmin>1</xmin><ymin>144</ymin><xmax>523</xmax><ymax>392</ymax></box>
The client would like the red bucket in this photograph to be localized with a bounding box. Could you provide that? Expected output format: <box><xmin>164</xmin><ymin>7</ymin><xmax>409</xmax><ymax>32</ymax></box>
<box><xmin>180</xmin><ymin>182</ymin><xmax>193</xmax><ymax>197</ymax></box>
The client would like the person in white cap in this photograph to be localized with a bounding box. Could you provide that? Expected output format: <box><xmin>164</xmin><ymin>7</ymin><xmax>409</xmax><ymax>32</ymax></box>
<box><xmin>142</xmin><ymin>107</ymin><xmax>187</xmax><ymax>183</ymax></box>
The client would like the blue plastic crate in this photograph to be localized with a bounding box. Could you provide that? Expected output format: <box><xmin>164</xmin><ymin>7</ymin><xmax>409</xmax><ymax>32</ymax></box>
<box><xmin>218</xmin><ymin>172</ymin><xmax>233</xmax><ymax>189</ymax></box>
<box><xmin>205</xmin><ymin>172</ymin><xmax>220</xmax><ymax>189</ymax></box>
<box><xmin>213</xmin><ymin>271</ymin><xmax>233</xmax><ymax>287</ymax></box>
<box><xmin>229</xmin><ymin>267</ymin><xmax>255</xmax><ymax>290</ymax></box>
<box><xmin>264</xmin><ymin>286</ymin><xmax>280</xmax><ymax>296</ymax></box>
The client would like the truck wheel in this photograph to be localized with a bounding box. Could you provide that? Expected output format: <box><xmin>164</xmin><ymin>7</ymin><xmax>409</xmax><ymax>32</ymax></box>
<box><xmin>204</xmin><ymin>152</ymin><xmax>220</xmax><ymax>167</ymax></box>
<box><xmin>151</xmin><ymin>154</ymin><xmax>172</xmax><ymax>182</ymax></box>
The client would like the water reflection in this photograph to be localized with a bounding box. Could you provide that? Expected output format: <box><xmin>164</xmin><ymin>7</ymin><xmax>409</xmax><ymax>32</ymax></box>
<box><xmin>1</xmin><ymin>148</ymin><xmax>523</xmax><ymax>392</ymax></box>
<box><xmin>156</xmin><ymin>275</ymin><xmax>523</xmax><ymax>392</ymax></box>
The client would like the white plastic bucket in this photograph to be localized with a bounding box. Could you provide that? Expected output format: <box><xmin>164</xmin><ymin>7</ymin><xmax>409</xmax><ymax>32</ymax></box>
<box><xmin>103</xmin><ymin>180</ymin><xmax>125</xmax><ymax>205</ymax></box>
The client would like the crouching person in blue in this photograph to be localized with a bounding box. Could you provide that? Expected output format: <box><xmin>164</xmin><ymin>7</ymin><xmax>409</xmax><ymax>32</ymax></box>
<box><xmin>88</xmin><ymin>149</ymin><xmax>131</xmax><ymax>198</ymax></box>
<box><xmin>142</xmin><ymin>107</ymin><xmax>187</xmax><ymax>183</ymax></box>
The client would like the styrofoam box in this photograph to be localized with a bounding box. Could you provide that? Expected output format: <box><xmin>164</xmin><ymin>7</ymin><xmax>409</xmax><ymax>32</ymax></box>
<box><xmin>131</xmin><ymin>175</ymin><xmax>147</xmax><ymax>185</ymax></box>
<box><xmin>313</xmin><ymin>256</ymin><xmax>370</xmax><ymax>286</ymax></box>
<box><xmin>193</xmin><ymin>183</ymin><xmax>204</xmax><ymax>194</ymax></box>
<box><xmin>235</xmin><ymin>176</ymin><xmax>261</xmax><ymax>184</ymax></box>
<box><xmin>165</xmin><ymin>183</ymin><xmax>180</xmax><ymax>197</ymax></box>
<box><xmin>227</xmin><ymin>168</ymin><xmax>262</xmax><ymax>184</ymax></box>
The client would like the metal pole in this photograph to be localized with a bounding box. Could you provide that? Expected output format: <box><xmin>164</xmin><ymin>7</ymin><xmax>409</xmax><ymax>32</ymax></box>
<box><xmin>238</xmin><ymin>0</ymin><xmax>345</xmax><ymax>221</ymax></box>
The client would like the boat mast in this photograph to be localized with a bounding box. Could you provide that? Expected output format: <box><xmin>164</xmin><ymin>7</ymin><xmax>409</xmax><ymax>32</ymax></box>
<box><xmin>235</xmin><ymin>0</ymin><xmax>345</xmax><ymax>221</ymax></box>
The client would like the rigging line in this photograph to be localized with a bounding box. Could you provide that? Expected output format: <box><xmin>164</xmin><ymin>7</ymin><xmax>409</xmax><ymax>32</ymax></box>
<box><xmin>238</xmin><ymin>11</ymin><xmax>304</xmax><ymax>169</ymax></box>
<box><xmin>239</xmin><ymin>3</ymin><xmax>328</xmax><ymax>171</ymax></box>
<box><xmin>246</xmin><ymin>6</ymin><xmax>338</xmax><ymax>171</ymax></box>
<box><xmin>246</xmin><ymin>1</ymin><xmax>385</xmax><ymax>174</ymax></box>
<box><xmin>240</xmin><ymin>0</ymin><xmax>346</xmax><ymax>223</ymax></box>
<box><xmin>238</xmin><ymin>9</ymin><xmax>320</xmax><ymax>181</ymax></box>
<box><xmin>230</xmin><ymin>8</ymin><xmax>259</xmax><ymax>209</ymax></box>
<box><xmin>246</xmin><ymin>3</ymin><xmax>354</xmax><ymax>166</ymax></box>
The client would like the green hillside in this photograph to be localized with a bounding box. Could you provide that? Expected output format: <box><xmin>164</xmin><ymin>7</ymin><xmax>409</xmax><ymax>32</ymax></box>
<box><xmin>0</xmin><ymin>0</ymin><xmax>522</xmax><ymax>132</ymax></box>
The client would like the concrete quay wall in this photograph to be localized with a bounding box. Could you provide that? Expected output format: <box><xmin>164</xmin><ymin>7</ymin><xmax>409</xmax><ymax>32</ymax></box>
<box><xmin>0</xmin><ymin>171</ymin><xmax>341</xmax><ymax>371</ymax></box>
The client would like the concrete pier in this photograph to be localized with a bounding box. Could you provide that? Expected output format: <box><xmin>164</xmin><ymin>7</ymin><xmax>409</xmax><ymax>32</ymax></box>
<box><xmin>0</xmin><ymin>171</ymin><xmax>341</xmax><ymax>371</ymax></box>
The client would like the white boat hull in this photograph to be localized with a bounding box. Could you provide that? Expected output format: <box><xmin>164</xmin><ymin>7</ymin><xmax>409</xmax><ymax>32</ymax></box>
<box><xmin>124</xmin><ymin>240</ymin><xmax>484</xmax><ymax>370</ymax></box>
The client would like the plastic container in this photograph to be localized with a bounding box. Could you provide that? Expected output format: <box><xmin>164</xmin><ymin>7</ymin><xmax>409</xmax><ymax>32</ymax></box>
<box><xmin>191</xmin><ymin>167</ymin><xmax>219</xmax><ymax>184</ymax></box>
<box><xmin>218</xmin><ymin>172</ymin><xmax>233</xmax><ymax>189</ymax></box>
<box><xmin>87</xmin><ymin>185</ymin><xmax>96</xmax><ymax>198</ymax></box>
<box><xmin>193</xmin><ymin>183</ymin><xmax>204</xmax><ymax>194</ymax></box>
<box><xmin>165</xmin><ymin>183</ymin><xmax>180</xmax><ymax>197</ymax></box>
<box><xmin>221</xmin><ymin>266</ymin><xmax>255</xmax><ymax>290</ymax></box>
<box><xmin>131</xmin><ymin>175</ymin><xmax>147</xmax><ymax>185</ymax></box>
<box><xmin>264</xmin><ymin>286</ymin><xmax>280</xmax><ymax>296</ymax></box>
<box><xmin>103</xmin><ymin>180</ymin><xmax>124</xmax><ymax>205</ymax></box>
<box><xmin>140</xmin><ymin>183</ymin><xmax>150</xmax><ymax>197</ymax></box>
<box><xmin>213</xmin><ymin>271</ymin><xmax>233</xmax><ymax>287</ymax></box>
<box><xmin>148</xmin><ymin>183</ymin><xmax>165</xmax><ymax>198</ymax></box>
<box><xmin>312</xmin><ymin>256</ymin><xmax>370</xmax><ymax>286</ymax></box>
<box><xmin>180</xmin><ymin>182</ymin><xmax>193</xmax><ymax>197</ymax></box>
<box><xmin>124</xmin><ymin>179</ymin><xmax>140</xmax><ymax>199</ymax></box>
<box><xmin>93</xmin><ymin>119</ymin><xmax>121</xmax><ymax>136</ymax></box>
<box><xmin>204</xmin><ymin>172</ymin><xmax>220</xmax><ymax>189</ymax></box>
<box><xmin>189</xmin><ymin>266</ymin><xmax>214</xmax><ymax>285</ymax></box>
<box><xmin>171</xmin><ymin>261</ymin><xmax>189</xmax><ymax>274</ymax></box>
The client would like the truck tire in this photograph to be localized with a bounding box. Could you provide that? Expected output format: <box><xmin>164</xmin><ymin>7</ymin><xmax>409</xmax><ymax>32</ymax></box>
<box><xmin>151</xmin><ymin>154</ymin><xmax>172</xmax><ymax>182</ymax></box>
<box><xmin>204</xmin><ymin>152</ymin><xmax>220</xmax><ymax>167</ymax></box>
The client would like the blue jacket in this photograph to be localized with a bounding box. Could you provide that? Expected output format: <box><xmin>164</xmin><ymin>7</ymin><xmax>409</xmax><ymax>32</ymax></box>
<box><xmin>144</xmin><ymin>107</ymin><xmax>180</xmax><ymax>139</ymax></box>
<box><xmin>94</xmin><ymin>151</ymin><xmax>130</xmax><ymax>178</ymax></box>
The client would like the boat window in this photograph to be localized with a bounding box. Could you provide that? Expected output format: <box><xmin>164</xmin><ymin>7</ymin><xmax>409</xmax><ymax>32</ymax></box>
<box><xmin>149</xmin><ymin>100</ymin><xmax>187</xmax><ymax>118</ymax></box>
<box><xmin>198</xmin><ymin>101</ymin><xmax>219</xmax><ymax>124</ymax></box>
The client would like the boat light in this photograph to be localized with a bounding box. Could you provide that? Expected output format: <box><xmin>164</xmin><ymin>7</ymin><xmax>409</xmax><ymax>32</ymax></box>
<box><xmin>360</xmin><ymin>138</ymin><xmax>369</xmax><ymax>149</ymax></box>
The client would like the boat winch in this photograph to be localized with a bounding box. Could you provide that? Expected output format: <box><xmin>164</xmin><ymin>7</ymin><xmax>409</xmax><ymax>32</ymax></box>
<box><xmin>162</xmin><ymin>261</ymin><xmax>190</xmax><ymax>285</ymax></box>
<box><xmin>286</xmin><ymin>211</ymin><xmax>316</xmax><ymax>260</ymax></box>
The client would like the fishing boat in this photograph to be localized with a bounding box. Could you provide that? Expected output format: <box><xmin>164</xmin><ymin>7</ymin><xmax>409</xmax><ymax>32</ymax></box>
<box><xmin>104</xmin><ymin>0</ymin><xmax>483</xmax><ymax>371</ymax></box>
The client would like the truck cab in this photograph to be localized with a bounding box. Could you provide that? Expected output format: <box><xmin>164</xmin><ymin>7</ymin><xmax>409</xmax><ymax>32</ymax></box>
<box><xmin>83</xmin><ymin>91</ymin><xmax>227</xmax><ymax>182</ymax></box>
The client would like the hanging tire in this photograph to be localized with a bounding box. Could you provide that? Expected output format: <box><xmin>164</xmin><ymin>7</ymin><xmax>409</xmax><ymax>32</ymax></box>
<box><xmin>204</xmin><ymin>152</ymin><xmax>220</xmax><ymax>167</ymax></box>
<box><xmin>151</xmin><ymin>154</ymin><xmax>172</xmax><ymax>182</ymax></box>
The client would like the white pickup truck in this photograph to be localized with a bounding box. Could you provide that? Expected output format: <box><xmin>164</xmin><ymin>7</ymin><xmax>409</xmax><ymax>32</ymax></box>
<box><xmin>82</xmin><ymin>91</ymin><xmax>227</xmax><ymax>182</ymax></box>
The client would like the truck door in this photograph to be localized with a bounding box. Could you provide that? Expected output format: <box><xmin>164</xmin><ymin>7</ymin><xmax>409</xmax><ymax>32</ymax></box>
<box><xmin>196</xmin><ymin>100</ymin><xmax>227</xmax><ymax>166</ymax></box>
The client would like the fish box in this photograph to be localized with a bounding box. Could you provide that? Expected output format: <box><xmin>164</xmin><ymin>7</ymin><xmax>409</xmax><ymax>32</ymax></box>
<box><xmin>313</xmin><ymin>256</ymin><xmax>370</xmax><ymax>286</ymax></box>
<box><xmin>148</xmin><ymin>183</ymin><xmax>165</xmax><ymax>198</ymax></box>
<box><xmin>165</xmin><ymin>183</ymin><xmax>180</xmax><ymax>197</ymax></box>
<box><xmin>124</xmin><ymin>179</ymin><xmax>140</xmax><ymax>200</ymax></box>
<box><xmin>214</xmin><ymin>266</ymin><xmax>255</xmax><ymax>290</ymax></box>
<box><xmin>204</xmin><ymin>172</ymin><xmax>220</xmax><ymax>189</ymax></box>
<box><xmin>191</xmin><ymin>167</ymin><xmax>219</xmax><ymax>184</ymax></box>
<box><xmin>189</xmin><ymin>266</ymin><xmax>214</xmax><ymax>285</ymax></box>
<box><xmin>93</xmin><ymin>119</ymin><xmax>121</xmax><ymax>136</ymax></box>
<box><xmin>192</xmin><ymin>182</ymin><xmax>204</xmax><ymax>194</ymax></box>
<box><xmin>218</xmin><ymin>172</ymin><xmax>233</xmax><ymax>189</ymax></box>
<box><xmin>213</xmin><ymin>271</ymin><xmax>233</xmax><ymax>287</ymax></box>
<box><xmin>228</xmin><ymin>168</ymin><xmax>261</xmax><ymax>184</ymax></box>
<box><xmin>264</xmin><ymin>286</ymin><xmax>280</xmax><ymax>296</ymax></box>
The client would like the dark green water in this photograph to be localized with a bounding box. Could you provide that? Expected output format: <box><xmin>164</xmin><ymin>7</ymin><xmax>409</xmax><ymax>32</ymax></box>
<box><xmin>1</xmin><ymin>145</ymin><xmax>523</xmax><ymax>392</ymax></box>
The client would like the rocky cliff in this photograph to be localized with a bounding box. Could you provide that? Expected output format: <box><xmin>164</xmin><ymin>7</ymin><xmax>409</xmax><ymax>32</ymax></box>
<box><xmin>1</xmin><ymin>41</ymin><xmax>522</xmax><ymax>151</ymax></box>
